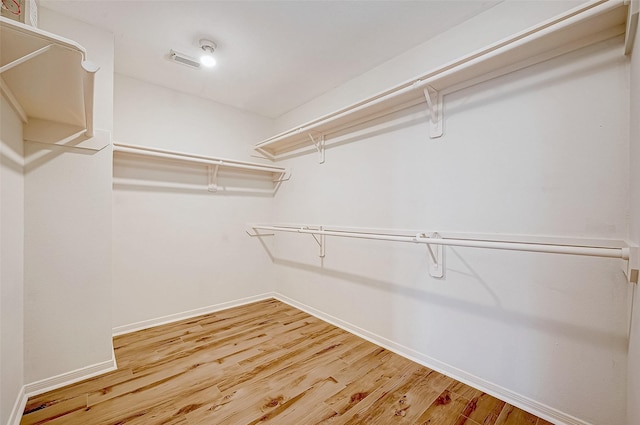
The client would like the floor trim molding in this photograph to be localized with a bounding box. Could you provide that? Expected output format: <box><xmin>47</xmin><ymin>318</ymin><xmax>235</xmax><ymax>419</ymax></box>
<box><xmin>108</xmin><ymin>292</ymin><xmax>592</xmax><ymax>425</ymax></box>
<box><xmin>8</xmin><ymin>385</ymin><xmax>28</xmax><ymax>425</ymax></box>
<box><xmin>24</xmin><ymin>351</ymin><xmax>117</xmax><ymax>398</ymax></box>
<box><xmin>112</xmin><ymin>293</ymin><xmax>275</xmax><ymax>336</ymax></box>
<box><xmin>272</xmin><ymin>293</ymin><xmax>592</xmax><ymax>425</ymax></box>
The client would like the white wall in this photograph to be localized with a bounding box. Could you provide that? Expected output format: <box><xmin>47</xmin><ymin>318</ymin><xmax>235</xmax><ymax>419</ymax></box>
<box><xmin>272</xmin><ymin>2</ymin><xmax>629</xmax><ymax>425</ymax></box>
<box><xmin>627</xmin><ymin>12</ymin><xmax>640</xmax><ymax>425</ymax></box>
<box><xmin>23</xmin><ymin>9</ymin><xmax>115</xmax><ymax>384</ymax></box>
<box><xmin>276</xmin><ymin>0</ymin><xmax>587</xmax><ymax>132</ymax></box>
<box><xmin>1</xmin><ymin>99</ymin><xmax>24</xmax><ymax>425</ymax></box>
<box><xmin>112</xmin><ymin>75</ymin><xmax>276</xmax><ymax>329</ymax></box>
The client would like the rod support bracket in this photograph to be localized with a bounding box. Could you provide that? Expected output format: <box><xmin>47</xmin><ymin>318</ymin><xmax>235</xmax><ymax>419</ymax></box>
<box><xmin>273</xmin><ymin>169</ymin><xmax>292</xmax><ymax>183</ymax></box>
<box><xmin>245</xmin><ymin>224</ymin><xmax>274</xmax><ymax>237</ymax></box>
<box><xmin>421</xmin><ymin>232</ymin><xmax>444</xmax><ymax>278</ymax></box>
<box><xmin>309</xmin><ymin>133</ymin><xmax>325</xmax><ymax>164</ymax></box>
<box><xmin>306</xmin><ymin>226</ymin><xmax>326</xmax><ymax>257</ymax></box>
<box><xmin>207</xmin><ymin>164</ymin><xmax>220</xmax><ymax>192</ymax></box>
<box><xmin>423</xmin><ymin>86</ymin><xmax>443</xmax><ymax>139</ymax></box>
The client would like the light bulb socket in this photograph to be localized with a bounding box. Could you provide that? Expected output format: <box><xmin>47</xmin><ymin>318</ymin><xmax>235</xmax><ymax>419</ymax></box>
<box><xmin>199</xmin><ymin>39</ymin><xmax>217</xmax><ymax>54</ymax></box>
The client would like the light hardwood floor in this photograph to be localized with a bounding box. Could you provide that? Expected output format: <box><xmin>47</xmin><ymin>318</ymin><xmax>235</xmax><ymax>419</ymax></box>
<box><xmin>21</xmin><ymin>299</ymin><xmax>553</xmax><ymax>424</ymax></box>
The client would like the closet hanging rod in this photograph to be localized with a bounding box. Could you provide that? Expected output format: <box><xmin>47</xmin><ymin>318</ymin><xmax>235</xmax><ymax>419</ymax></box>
<box><xmin>250</xmin><ymin>225</ymin><xmax>630</xmax><ymax>260</ymax></box>
<box><xmin>113</xmin><ymin>143</ymin><xmax>287</xmax><ymax>174</ymax></box>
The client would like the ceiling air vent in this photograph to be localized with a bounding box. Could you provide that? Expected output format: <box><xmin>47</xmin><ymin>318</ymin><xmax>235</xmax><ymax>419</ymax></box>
<box><xmin>169</xmin><ymin>50</ymin><xmax>201</xmax><ymax>69</ymax></box>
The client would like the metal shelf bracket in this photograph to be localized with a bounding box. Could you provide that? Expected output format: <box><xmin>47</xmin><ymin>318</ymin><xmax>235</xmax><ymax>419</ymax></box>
<box><xmin>273</xmin><ymin>169</ymin><xmax>292</xmax><ymax>183</ymax></box>
<box><xmin>308</xmin><ymin>226</ymin><xmax>326</xmax><ymax>257</ymax></box>
<box><xmin>207</xmin><ymin>164</ymin><xmax>220</xmax><ymax>192</ymax></box>
<box><xmin>309</xmin><ymin>133</ymin><xmax>325</xmax><ymax>164</ymax></box>
<box><xmin>0</xmin><ymin>44</ymin><xmax>53</xmax><ymax>74</ymax></box>
<box><xmin>423</xmin><ymin>86</ymin><xmax>443</xmax><ymax>139</ymax></box>
<box><xmin>0</xmin><ymin>76</ymin><xmax>27</xmax><ymax>123</ymax></box>
<box><xmin>420</xmin><ymin>232</ymin><xmax>444</xmax><ymax>278</ymax></box>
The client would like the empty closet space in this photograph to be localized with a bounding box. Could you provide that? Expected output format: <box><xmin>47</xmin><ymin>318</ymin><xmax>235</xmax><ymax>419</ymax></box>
<box><xmin>22</xmin><ymin>299</ymin><xmax>552</xmax><ymax>425</ymax></box>
<box><xmin>1</xmin><ymin>1</ymin><xmax>639</xmax><ymax>425</ymax></box>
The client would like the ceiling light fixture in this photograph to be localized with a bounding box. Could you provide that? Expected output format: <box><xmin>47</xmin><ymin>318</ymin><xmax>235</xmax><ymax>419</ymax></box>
<box><xmin>199</xmin><ymin>39</ymin><xmax>217</xmax><ymax>67</ymax></box>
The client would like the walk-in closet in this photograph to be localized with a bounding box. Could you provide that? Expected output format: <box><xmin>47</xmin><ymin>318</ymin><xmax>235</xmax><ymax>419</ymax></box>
<box><xmin>1</xmin><ymin>1</ymin><xmax>639</xmax><ymax>424</ymax></box>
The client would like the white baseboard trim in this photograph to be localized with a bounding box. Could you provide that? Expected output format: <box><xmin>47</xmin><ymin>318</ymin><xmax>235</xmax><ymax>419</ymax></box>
<box><xmin>24</xmin><ymin>352</ymin><xmax>117</xmax><ymax>398</ymax></box>
<box><xmin>7</xmin><ymin>385</ymin><xmax>28</xmax><ymax>425</ymax></box>
<box><xmin>272</xmin><ymin>293</ymin><xmax>592</xmax><ymax>425</ymax></box>
<box><xmin>105</xmin><ymin>292</ymin><xmax>591</xmax><ymax>425</ymax></box>
<box><xmin>112</xmin><ymin>293</ymin><xmax>275</xmax><ymax>336</ymax></box>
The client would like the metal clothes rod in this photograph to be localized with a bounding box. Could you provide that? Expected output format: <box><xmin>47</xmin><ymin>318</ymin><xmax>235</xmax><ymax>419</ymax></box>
<box><xmin>113</xmin><ymin>178</ymin><xmax>280</xmax><ymax>195</ymax></box>
<box><xmin>113</xmin><ymin>143</ymin><xmax>288</xmax><ymax>174</ymax></box>
<box><xmin>251</xmin><ymin>225</ymin><xmax>629</xmax><ymax>260</ymax></box>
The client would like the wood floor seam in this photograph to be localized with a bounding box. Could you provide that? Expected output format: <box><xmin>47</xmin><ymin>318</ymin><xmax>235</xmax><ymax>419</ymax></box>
<box><xmin>21</xmin><ymin>299</ymin><xmax>551</xmax><ymax>425</ymax></box>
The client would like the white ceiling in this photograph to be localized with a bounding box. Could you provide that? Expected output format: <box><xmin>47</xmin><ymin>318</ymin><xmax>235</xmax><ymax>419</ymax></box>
<box><xmin>40</xmin><ymin>1</ymin><xmax>501</xmax><ymax>119</ymax></box>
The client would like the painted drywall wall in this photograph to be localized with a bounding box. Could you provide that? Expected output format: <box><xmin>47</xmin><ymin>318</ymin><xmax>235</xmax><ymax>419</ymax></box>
<box><xmin>1</xmin><ymin>98</ymin><xmax>25</xmax><ymax>425</ymax></box>
<box><xmin>23</xmin><ymin>9</ymin><xmax>115</xmax><ymax>384</ymax></box>
<box><xmin>627</xmin><ymin>12</ymin><xmax>640</xmax><ymax>425</ymax></box>
<box><xmin>271</xmin><ymin>3</ymin><xmax>629</xmax><ymax>425</ymax></box>
<box><xmin>112</xmin><ymin>75</ymin><xmax>276</xmax><ymax>329</ymax></box>
<box><xmin>276</xmin><ymin>0</ymin><xmax>587</xmax><ymax>132</ymax></box>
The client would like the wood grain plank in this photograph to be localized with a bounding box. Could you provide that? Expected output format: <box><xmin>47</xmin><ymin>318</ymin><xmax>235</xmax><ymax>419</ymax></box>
<box><xmin>20</xmin><ymin>299</ymin><xmax>550</xmax><ymax>425</ymax></box>
<box><xmin>462</xmin><ymin>392</ymin><xmax>507</xmax><ymax>425</ymax></box>
<box><xmin>495</xmin><ymin>404</ymin><xmax>538</xmax><ymax>425</ymax></box>
<box><xmin>348</xmin><ymin>368</ymin><xmax>454</xmax><ymax>425</ymax></box>
<box><xmin>413</xmin><ymin>388</ymin><xmax>472</xmax><ymax>425</ymax></box>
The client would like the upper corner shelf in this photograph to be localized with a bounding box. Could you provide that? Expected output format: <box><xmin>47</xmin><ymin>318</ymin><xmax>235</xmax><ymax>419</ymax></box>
<box><xmin>0</xmin><ymin>16</ymin><xmax>99</xmax><ymax>138</ymax></box>
<box><xmin>113</xmin><ymin>142</ymin><xmax>290</xmax><ymax>193</ymax></box>
<box><xmin>254</xmin><ymin>0</ymin><xmax>636</xmax><ymax>162</ymax></box>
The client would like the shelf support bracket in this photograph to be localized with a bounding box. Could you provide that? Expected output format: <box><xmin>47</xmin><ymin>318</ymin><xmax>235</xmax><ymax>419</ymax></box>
<box><xmin>624</xmin><ymin>0</ymin><xmax>639</xmax><ymax>55</ymax></box>
<box><xmin>273</xmin><ymin>169</ymin><xmax>292</xmax><ymax>183</ymax></box>
<box><xmin>207</xmin><ymin>164</ymin><xmax>220</xmax><ymax>192</ymax></box>
<box><xmin>309</xmin><ymin>133</ymin><xmax>325</xmax><ymax>164</ymax></box>
<box><xmin>0</xmin><ymin>76</ymin><xmax>28</xmax><ymax>123</ymax></box>
<box><xmin>245</xmin><ymin>224</ymin><xmax>274</xmax><ymax>237</ymax></box>
<box><xmin>0</xmin><ymin>44</ymin><xmax>54</xmax><ymax>74</ymax></box>
<box><xmin>420</xmin><ymin>232</ymin><xmax>444</xmax><ymax>278</ymax></box>
<box><xmin>306</xmin><ymin>226</ymin><xmax>326</xmax><ymax>257</ymax></box>
<box><xmin>423</xmin><ymin>86</ymin><xmax>443</xmax><ymax>139</ymax></box>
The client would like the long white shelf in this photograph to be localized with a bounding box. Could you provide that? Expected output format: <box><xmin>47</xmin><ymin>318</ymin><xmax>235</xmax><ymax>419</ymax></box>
<box><xmin>254</xmin><ymin>0</ymin><xmax>635</xmax><ymax>162</ymax></box>
<box><xmin>113</xmin><ymin>142</ymin><xmax>290</xmax><ymax>193</ymax></box>
<box><xmin>247</xmin><ymin>224</ymin><xmax>639</xmax><ymax>282</ymax></box>
<box><xmin>0</xmin><ymin>17</ymin><xmax>99</xmax><ymax>143</ymax></box>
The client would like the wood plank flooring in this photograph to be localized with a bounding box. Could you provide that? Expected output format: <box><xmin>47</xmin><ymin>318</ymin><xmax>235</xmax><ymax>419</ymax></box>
<box><xmin>21</xmin><ymin>299</ymin><xmax>553</xmax><ymax>425</ymax></box>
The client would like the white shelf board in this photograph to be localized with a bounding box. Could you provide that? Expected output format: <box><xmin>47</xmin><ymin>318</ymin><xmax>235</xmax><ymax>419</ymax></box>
<box><xmin>113</xmin><ymin>143</ymin><xmax>289</xmax><ymax>174</ymax></box>
<box><xmin>0</xmin><ymin>17</ymin><xmax>98</xmax><ymax>141</ymax></box>
<box><xmin>113</xmin><ymin>142</ymin><xmax>291</xmax><ymax>193</ymax></box>
<box><xmin>254</xmin><ymin>0</ymin><xmax>630</xmax><ymax>159</ymax></box>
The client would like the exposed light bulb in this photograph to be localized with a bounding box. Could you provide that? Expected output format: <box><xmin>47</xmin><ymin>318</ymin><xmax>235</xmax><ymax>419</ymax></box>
<box><xmin>199</xmin><ymin>39</ymin><xmax>217</xmax><ymax>68</ymax></box>
<box><xmin>200</xmin><ymin>54</ymin><xmax>216</xmax><ymax>67</ymax></box>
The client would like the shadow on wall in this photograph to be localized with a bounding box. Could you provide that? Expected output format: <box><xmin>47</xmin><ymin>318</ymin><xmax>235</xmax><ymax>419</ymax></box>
<box><xmin>443</xmin><ymin>36</ymin><xmax>626</xmax><ymax>118</ymax></box>
<box><xmin>267</xmin><ymin>251</ymin><xmax>627</xmax><ymax>353</ymax></box>
<box><xmin>22</xmin><ymin>140</ymin><xmax>99</xmax><ymax>174</ymax></box>
<box><xmin>0</xmin><ymin>148</ymin><xmax>23</xmax><ymax>174</ymax></box>
<box><xmin>269</xmin><ymin>35</ymin><xmax>624</xmax><ymax>164</ymax></box>
<box><xmin>113</xmin><ymin>155</ymin><xmax>284</xmax><ymax>197</ymax></box>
